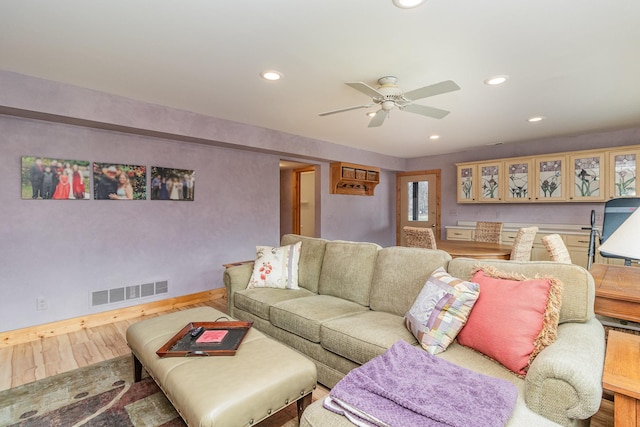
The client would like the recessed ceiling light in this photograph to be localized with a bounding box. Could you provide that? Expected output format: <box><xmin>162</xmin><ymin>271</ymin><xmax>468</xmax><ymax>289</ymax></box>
<box><xmin>484</xmin><ymin>75</ymin><xmax>509</xmax><ymax>86</ymax></box>
<box><xmin>392</xmin><ymin>0</ymin><xmax>426</xmax><ymax>9</ymax></box>
<box><xmin>261</xmin><ymin>70</ymin><xmax>282</xmax><ymax>81</ymax></box>
<box><xmin>429</xmin><ymin>135</ymin><xmax>440</xmax><ymax>140</ymax></box>
<box><xmin>366</xmin><ymin>112</ymin><xmax>376</xmax><ymax>117</ymax></box>
<box><xmin>527</xmin><ymin>116</ymin><xmax>545</xmax><ymax>123</ymax></box>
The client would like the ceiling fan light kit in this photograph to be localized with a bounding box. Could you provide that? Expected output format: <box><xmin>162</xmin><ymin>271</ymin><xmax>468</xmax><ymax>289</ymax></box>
<box><xmin>319</xmin><ymin>75</ymin><xmax>460</xmax><ymax>127</ymax></box>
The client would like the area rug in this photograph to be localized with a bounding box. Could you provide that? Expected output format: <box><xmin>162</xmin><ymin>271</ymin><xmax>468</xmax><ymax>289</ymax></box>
<box><xmin>0</xmin><ymin>355</ymin><xmax>300</xmax><ymax>427</ymax></box>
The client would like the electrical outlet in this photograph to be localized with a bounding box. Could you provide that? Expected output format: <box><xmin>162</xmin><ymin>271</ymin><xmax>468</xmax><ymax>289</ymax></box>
<box><xmin>36</xmin><ymin>297</ymin><xmax>48</xmax><ymax>311</ymax></box>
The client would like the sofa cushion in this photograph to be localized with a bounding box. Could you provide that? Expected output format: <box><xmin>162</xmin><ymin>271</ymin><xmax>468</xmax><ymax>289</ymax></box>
<box><xmin>234</xmin><ymin>288</ymin><xmax>315</xmax><ymax>321</ymax></box>
<box><xmin>318</xmin><ymin>241</ymin><xmax>380</xmax><ymax>306</ymax></box>
<box><xmin>280</xmin><ymin>234</ymin><xmax>328</xmax><ymax>293</ymax></box>
<box><xmin>247</xmin><ymin>242</ymin><xmax>302</xmax><ymax>289</ymax></box>
<box><xmin>457</xmin><ymin>266</ymin><xmax>563</xmax><ymax>376</ymax></box>
<box><xmin>369</xmin><ymin>246</ymin><xmax>452</xmax><ymax>315</ymax></box>
<box><xmin>321</xmin><ymin>311</ymin><xmax>418</xmax><ymax>365</ymax></box>
<box><xmin>404</xmin><ymin>267</ymin><xmax>480</xmax><ymax>354</ymax></box>
<box><xmin>270</xmin><ymin>295</ymin><xmax>369</xmax><ymax>343</ymax></box>
<box><xmin>447</xmin><ymin>258</ymin><xmax>593</xmax><ymax>324</ymax></box>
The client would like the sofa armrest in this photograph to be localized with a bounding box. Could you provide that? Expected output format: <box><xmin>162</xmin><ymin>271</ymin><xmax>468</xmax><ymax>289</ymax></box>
<box><xmin>223</xmin><ymin>263</ymin><xmax>254</xmax><ymax>317</ymax></box>
<box><xmin>524</xmin><ymin>318</ymin><xmax>605</xmax><ymax>425</ymax></box>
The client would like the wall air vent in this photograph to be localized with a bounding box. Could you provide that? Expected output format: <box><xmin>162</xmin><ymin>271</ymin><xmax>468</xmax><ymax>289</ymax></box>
<box><xmin>90</xmin><ymin>281</ymin><xmax>168</xmax><ymax>307</ymax></box>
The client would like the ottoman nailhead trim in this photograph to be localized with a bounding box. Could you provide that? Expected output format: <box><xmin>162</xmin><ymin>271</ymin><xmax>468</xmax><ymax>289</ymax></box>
<box><xmin>285</xmin><ymin>399</ymin><xmax>289</xmax><ymax>404</ymax></box>
<box><xmin>249</xmin><ymin>419</ymin><xmax>254</xmax><ymax>424</ymax></box>
<box><xmin>267</xmin><ymin>409</ymin><xmax>272</xmax><ymax>415</ymax></box>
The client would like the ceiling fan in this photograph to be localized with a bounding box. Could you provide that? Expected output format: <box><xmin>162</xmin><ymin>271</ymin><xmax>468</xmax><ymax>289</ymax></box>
<box><xmin>319</xmin><ymin>76</ymin><xmax>460</xmax><ymax>127</ymax></box>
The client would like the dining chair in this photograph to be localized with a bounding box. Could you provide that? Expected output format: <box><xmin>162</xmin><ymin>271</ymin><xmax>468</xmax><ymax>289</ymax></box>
<box><xmin>403</xmin><ymin>226</ymin><xmax>437</xmax><ymax>249</ymax></box>
<box><xmin>542</xmin><ymin>234</ymin><xmax>572</xmax><ymax>264</ymax></box>
<box><xmin>474</xmin><ymin>221</ymin><xmax>503</xmax><ymax>243</ymax></box>
<box><xmin>509</xmin><ymin>226</ymin><xmax>539</xmax><ymax>261</ymax></box>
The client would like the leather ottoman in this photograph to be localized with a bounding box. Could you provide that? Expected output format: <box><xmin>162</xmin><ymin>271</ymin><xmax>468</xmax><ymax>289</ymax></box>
<box><xmin>126</xmin><ymin>306</ymin><xmax>317</xmax><ymax>427</ymax></box>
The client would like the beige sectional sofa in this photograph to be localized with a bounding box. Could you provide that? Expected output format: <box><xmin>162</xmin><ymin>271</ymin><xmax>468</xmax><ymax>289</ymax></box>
<box><xmin>223</xmin><ymin>234</ymin><xmax>605</xmax><ymax>427</ymax></box>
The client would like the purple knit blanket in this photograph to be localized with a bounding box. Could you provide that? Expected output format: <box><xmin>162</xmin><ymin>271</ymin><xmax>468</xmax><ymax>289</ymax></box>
<box><xmin>325</xmin><ymin>340</ymin><xmax>517</xmax><ymax>427</ymax></box>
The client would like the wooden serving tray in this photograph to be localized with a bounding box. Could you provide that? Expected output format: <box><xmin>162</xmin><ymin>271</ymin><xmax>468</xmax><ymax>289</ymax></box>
<box><xmin>156</xmin><ymin>320</ymin><xmax>253</xmax><ymax>357</ymax></box>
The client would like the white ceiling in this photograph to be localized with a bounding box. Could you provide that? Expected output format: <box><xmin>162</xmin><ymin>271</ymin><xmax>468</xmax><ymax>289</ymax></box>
<box><xmin>2</xmin><ymin>1</ymin><xmax>640</xmax><ymax>158</ymax></box>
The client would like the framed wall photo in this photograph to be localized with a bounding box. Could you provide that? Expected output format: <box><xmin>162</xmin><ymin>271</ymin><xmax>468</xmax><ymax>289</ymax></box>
<box><xmin>93</xmin><ymin>162</ymin><xmax>146</xmax><ymax>200</ymax></box>
<box><xmin>150</xmin><ymin>166</ymin><xmax>195</xmax><ymax>201</ymax></box>
<box><xmin>21</xmin><ymin>156</ymin><xmax>90</xmax><ymax>200</ymax></box>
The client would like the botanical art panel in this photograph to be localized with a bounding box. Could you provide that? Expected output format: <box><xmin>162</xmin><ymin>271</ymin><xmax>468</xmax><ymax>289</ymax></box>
<box><xmin>21</xmin><ymin>156</ymin><xmax>90</xmax><ymax>200</ymax></box>
<box><xmin>150</xmin><ymin>166</ymin><xmax>195</xmax><ymax>201</ymax></box>
<box><xmin>93</xmin><ymin>162</ymin><xmax>146</xmax><ymax>200</ymax></box>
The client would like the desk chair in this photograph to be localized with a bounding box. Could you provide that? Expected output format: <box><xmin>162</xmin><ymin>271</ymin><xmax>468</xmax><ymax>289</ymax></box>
<box><xmin>403</xmin><ymin>226</ymin><xmax>437</xmax><ymax>249</ymax></box>
<box><xmin>474</xmin><ymin>221</ymin><xmax>503</xmax><ymax>243</ymax></box>
<box><xmin>510</xmin><ymin>226</ymin><xmax>539</xmax><ymax>261</ymax></box>
<box><xmin>542</xmin><ymin>234</ymin><xmax>572</xmax><ymax>264</ymax></box>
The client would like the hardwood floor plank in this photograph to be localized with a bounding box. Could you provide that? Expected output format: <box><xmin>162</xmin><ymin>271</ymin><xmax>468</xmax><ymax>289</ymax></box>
<box><xmin>11</xmin><ymin>343</ymin><xmax>36</xmax><ymax>388</ymax></box>
<box><xmin>0</xmin><ymin>346</ymin><xmax>13</xmax><ymax>390</ymax></box>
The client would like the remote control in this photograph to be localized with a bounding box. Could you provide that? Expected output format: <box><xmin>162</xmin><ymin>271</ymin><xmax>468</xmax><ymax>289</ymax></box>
<box><xmin>190</xmin><ymin>326</ymin><xmax>204</xmax><ymax>337</ymax></box>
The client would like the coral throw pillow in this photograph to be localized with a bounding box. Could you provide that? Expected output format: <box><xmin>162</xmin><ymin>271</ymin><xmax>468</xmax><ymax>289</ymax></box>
<box><xmin>456</xmin><ymin>265</ymin><xmax>563</xmax><ymax>376</ymax></box>
<box><xmin>247</xmin><ymin>242</ymin><xmax>302</xmax><ymax>290</ymax></box>
<box><xmin>405</xmin><ymin>267</ymin><xmax>480</xmax><ymax>354</ymax></box>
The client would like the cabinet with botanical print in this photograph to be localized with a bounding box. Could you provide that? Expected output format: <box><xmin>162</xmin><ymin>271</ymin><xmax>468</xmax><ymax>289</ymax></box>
<box><xmin>456</xmin><ymin>164</ymin><xmax>477</xmax><ymax>203</ymax></box>
<box><xmin>477</xmin><ymin>161</ymin><xmax>502</xmax><ymax>202</ymax></box>
<box><xmin>568</xmin><ymin>151</ymin><xmax>606</xmax><ymax>201</ymax></box>
<box><xmin>608</xmin><ymin>148</ymin><xmax>639</xmax><ymax>199</ymax></box>
<box><xmin>534</xmin><ymin>156</ymin><xmax>566</xmax><ymax>201</ymax></box>
<box><xmin>504</xmin><ymin>158</ymin><xmax>533</xmax><ymax>202</ymax></box>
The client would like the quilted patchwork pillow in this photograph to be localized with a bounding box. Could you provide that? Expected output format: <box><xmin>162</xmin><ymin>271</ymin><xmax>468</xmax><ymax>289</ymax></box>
<box><xmin>247</xmin><ymin>242</ymin><xmax>302</xmax><ymax>289</ymax></box>
<box><xmin>456</xmin><ymin>265</ymin><xmax>563</xmax><ymax>376</ymax></box>
<box><xmin>404</xmin><ymin>267</ymin><xmax>480</xmax><ymax>354</ymax></box>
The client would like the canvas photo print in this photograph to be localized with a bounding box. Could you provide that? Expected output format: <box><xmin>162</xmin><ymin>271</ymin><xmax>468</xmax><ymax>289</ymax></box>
<box><xmin>21</xmin><ymin>156</ymin><xmax>90</xmax><ymax>200</ymax></box>
<box><xmin>93</xmin><ymin>162</ymin><xmax>146</xmax><ymax>200</ymax></box>
<box><xmin>150</xmin><ymin>166</ymin><xmax>195</xmax><ymax>201</ymax></box>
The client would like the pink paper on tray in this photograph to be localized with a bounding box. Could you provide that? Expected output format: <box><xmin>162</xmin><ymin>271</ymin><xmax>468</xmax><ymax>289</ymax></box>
<box><xmin>196</xmin><ymin>330</ymin><xmax>228</xmax><ymax>343</ymax></box>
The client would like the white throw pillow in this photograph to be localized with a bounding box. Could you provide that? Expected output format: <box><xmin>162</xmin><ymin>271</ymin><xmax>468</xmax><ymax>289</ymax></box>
<box><xmin>247</xmin><ymin>242</ymin><xmax>302</xmax><ymax>289</ymax></box>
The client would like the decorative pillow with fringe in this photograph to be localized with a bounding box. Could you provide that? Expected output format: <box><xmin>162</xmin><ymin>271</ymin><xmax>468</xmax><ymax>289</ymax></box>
<box><xmin>456</xmin><ymin>265</ymin><xmax>563</xmax><ymax>376</ymax></box>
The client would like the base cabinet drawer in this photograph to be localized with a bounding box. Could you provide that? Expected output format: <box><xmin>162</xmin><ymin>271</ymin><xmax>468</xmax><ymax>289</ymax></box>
<box><xmin>446</xmin><ymin>229</ymin><xmax>474</xmax><ymax>240</ymax></box>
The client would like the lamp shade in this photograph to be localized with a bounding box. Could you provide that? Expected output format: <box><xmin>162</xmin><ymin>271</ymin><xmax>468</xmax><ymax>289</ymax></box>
<box><xmin>598</xmin><ymin>206</ymin><xmax>640</xmax><ymax>260</ymax></box>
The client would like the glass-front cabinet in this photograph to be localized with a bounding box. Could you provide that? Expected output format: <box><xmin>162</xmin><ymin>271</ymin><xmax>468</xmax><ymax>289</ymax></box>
<box><xmin>608</xmin><ymin>148</ymin><xmax>639</xmax><ymax>199</ymax></box>
<box><xmin>456</xmin><ymin>164</ymin><xmax>477</xmax><ymax>203</ymax></box>
<box><xmin>534</xmin><ymin>156</ymin><xmax>566</xmax><ymax>201</ymax></box>
<box><xmin>504</xmin><ymin>158</ymin><xmax>533</xmax><ymax>202</ymax></box>
<box><xmin>455</xmin><ymin>144</ymin><xmax>640</xmax><ymax>204</ymax></box>
<box><xmin>568</xmin><ymin>151</ymin><xmax>606</xmax><ymax>202</ymax></box>
<box><xmin>477</xmin><ymin>161</ymin><xmax>502</xmax><ymax>202</ymax></box>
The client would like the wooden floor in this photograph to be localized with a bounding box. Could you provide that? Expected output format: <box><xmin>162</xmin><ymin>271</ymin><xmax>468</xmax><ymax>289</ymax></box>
<box><xmin>0</xmin><ymin>295</ymin><xmax>612</xmax><ymax>426</ymax></box>
<box><xmin>0</xmin><ymin>299</ymin><xmax>225</xmax><ymax>392</ymax></box>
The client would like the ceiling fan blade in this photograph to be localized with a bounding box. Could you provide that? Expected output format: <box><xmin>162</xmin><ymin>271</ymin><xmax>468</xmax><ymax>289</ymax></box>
<box><xmin>403</xmin><ymin>80</ymin><xmax>460</xmax><ymax>101</ymax></box>
<box><xmin>368</xmin><ymin>110</ymin><xmax>387</xmax><ymax>127</ymax></box>
<box><xmin>318</xmin><ymin>104</ymin><xmax>373</xmax><ymax>116</ymax></box>
<box><xmin>402</xmin><ymin>103</ymin><xmax>450</xmax><ymax>119</ymax></box>
<box><xmin>346</xmin><ymin>82</ymin><xmax>384</xmax><ymax>99</ymax></box>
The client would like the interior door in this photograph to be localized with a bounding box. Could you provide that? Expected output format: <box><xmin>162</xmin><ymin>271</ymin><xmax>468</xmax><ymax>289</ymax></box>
<box><xmin>397</xmin><ymin>170</ymin><xmax>440</xmax><ymax>246</ymax></box>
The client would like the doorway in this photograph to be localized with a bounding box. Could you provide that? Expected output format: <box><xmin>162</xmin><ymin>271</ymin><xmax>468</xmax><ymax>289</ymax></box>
<box><xmin>396</xmin><ymin>170</ymin><xmax>441</xmax><ymax>246</ymax></box>
<box><xmin>280</xmin><ymin>161</ymin><xmax>318</xmax><ymax>238</ymax></box>
<box><xmin>294</xmin><ymin>167</ymin><xmax>316</xmax><ymax>237</ymax></box>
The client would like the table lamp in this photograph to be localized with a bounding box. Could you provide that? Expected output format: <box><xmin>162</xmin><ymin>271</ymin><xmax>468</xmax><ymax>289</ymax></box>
<box><xmin>598</xmin><ymin>206</ymin><xmax>640</xmax><ymax>266</ymax></box>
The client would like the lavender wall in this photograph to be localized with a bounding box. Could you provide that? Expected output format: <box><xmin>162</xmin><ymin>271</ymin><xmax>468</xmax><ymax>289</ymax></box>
<box><xmin>407</xmin><ymin>127</ymin><xmax>640</xmax><ymax>238</ymax></box>
<box><xmin>0</xmin><ymin>72</ymin><xmax>400</xmax><ymax>332</ymax></box>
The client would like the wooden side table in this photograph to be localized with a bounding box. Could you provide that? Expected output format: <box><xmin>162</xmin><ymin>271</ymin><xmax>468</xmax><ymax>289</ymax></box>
<box><xmin>603</xmin><ymin>330</ymin><xmax>640</xmax><ymax>426</ymax></box>
<box><xmin>591</xmin><ymin>263</ymin><xmax>640</xmax><ymax>323</ymax></box>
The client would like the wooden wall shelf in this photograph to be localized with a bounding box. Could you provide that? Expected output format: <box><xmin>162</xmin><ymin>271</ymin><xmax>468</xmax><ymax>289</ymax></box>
<box><xmin>330</xmin><ymin>162</ymin><xmax>380</xmax><ymax>196</ymax></box>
